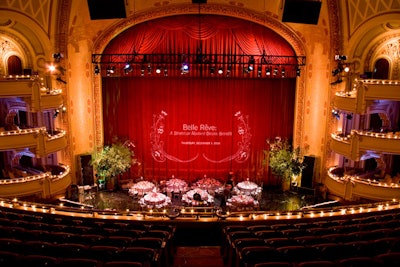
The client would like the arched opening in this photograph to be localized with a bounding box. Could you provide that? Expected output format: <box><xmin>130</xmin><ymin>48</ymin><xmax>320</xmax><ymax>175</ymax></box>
<box><xmin>99</xmin><ymin>15</ymin><xmax>300</xmax><ymax>186</ymax></box>
<box><xmin>373</xmin><ymin>58</ymin><xmax>389</xmax><ymax>79</ymax></box>
<box><xmin>7</xmin><ymin>55</ymin><xmax>22</xmax><ymax>76</ymax></box>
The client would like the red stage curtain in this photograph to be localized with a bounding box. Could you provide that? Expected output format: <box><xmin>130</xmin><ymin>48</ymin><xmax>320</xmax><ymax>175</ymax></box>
<box><xmin>103</xmin><ymin>15</ymin><xmax>296</xmax><ymax>64</ymax></box>
<box><xmin>102</xmin><ymin>77</ymin><xmax>295</xmax><ymax>185</ymax></box>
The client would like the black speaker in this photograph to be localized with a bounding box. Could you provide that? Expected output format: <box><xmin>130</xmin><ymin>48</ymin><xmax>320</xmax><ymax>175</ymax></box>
<box><xmin>79</xmin><ymin>154</ymin><xmax>94</xmax><ymax>186</ymax></box>
<box><xmin>282</xmin><ymin>0</ymin><xmax>321</xmax><ymax>25</ymax></box>
<box><xmin>301</xmin><ymin>156</ymin><xmax>315</xmax><ymax>188</ymax></box>
<box><xmin>87</xmin><ymin>0</ymin><xmax>126</xmax><ymax>20</ymax></box>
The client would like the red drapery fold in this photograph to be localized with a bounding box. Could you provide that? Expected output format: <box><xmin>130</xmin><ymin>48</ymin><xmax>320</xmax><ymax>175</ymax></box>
<box><xmin>102</xmin><ymin>77</ymin><xmax>295</xmax><ymax>185</ymax></box>
<box><xmin>103</xmin><ymin>15</ymin><xmax>296</xmax><ymax>60</ymax></box>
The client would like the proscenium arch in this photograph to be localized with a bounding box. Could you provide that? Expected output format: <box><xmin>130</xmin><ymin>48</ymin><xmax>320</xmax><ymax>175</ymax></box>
<box><xmin>91</xmin><ymin>4</ymin><xmax>307</xmax><ymax>149</ymax></box>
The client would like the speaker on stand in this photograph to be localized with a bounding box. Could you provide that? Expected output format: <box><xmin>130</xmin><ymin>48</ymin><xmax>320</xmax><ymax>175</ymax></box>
<box><xmin>301</xmin><ymin>156</ymin><xmax>315</xmax><ymax>189</ymax></box>
<box><xmin>78</xmin><ymin>154</ymin><xmax>94</xmax><ymax>186</ymax></box>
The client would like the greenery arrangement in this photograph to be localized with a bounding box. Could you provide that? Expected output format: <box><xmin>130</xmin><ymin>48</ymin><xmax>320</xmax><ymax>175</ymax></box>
<box><xmin>264</xmin><ymin>137</ymin><xmax>306</xmax><ymax>182</ymax></box>
<box><xmin>91</xmin><ymin>141</ymin><xmax>136</xmax><ymax>181</ymax></box>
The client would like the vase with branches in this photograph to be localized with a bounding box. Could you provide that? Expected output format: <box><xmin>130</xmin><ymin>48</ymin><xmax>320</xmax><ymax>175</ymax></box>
<box><xmin>264</xmin><ymin>137</ymin><xmax>307</xmax><ymax>189</ymax></box>
<box><xmin>91</xmin><ymin>140</ymin><xmax>137</xmax><ymax>189</ymax></box>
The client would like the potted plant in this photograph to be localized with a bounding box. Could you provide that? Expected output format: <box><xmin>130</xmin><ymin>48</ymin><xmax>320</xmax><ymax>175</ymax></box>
<box><xmin>264</xmin><ymin>137</ymin><xmax>306</xmax><ymax>191</ymax></box>
<box><xmin>91</xmin><ymin>140</ymin><xmax>136</xmax><ymax>190</ymax></box>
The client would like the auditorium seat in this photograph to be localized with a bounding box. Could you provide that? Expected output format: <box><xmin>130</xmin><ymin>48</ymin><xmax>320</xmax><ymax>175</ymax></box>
<box><xmin>57</xmin><ymin>258</ymin><xmax>99</xmax><ymax>267</ymax></box>
<box><xmin>0</xmin><ymin>251</ymin><xmax>18</xmax><ymax>266</ymax></box>
<box><xmin>253</xmin><ymin>262</ymin><xmax>292</xmax><ymax>267</ymax></box>
<box><xmin>264</xmin><ymin>237</ymin><xmax>298</xmax><ymax>248</ymax></box>
<box><xmin>312</xmin><ymin>243</ymin><xmax>358</xmax><ymax>261</ymax></box>
<box><xmin>375</xmin><ymin>252</ymin><xmax>400</xmax><ymax>266</ymax></box>
<box><xmin>103</xmin><ymin>261</ymin><xmax>143</xmax><ymax>267</ymax></box>
<box><xmin>117</xmin><ymin>246</ymin><xmax>159</xmax><ymax>266</ymax></box>
<box><xmin>338</xmin><ymin>256</ymin><xmax>376</xmax><ymax>267</ymax></box>
<box><xmin>0</xmin><ymin>238</ymin><xmax>24</xmax><ymax>253</ymax></box>
<box><xmin>85</xmin><ymin>245</ymin><xmax>121</xmax><ymax>262</ymax></box>
<box><xmin>297</xmin><ymin>260</ymin><xmax>336</xmax><ymax>267</ymax></box>
<box><xmin>239</xmin><ymin>246</ymin><xmax>283</xmax><ymax>267</ymax></box>
<box><xmin>276</xmin><ymin>245</ymin><xmax>317</xmax><ymax>263</ymax></box>
<box><xmin>19</xmin><ymin>254</ymin><xmax>58</xmax><ymax>267</ymax></box>
<box><xmin>294</xmin><ymin>235</ymin><xmax>329</xmax><ymax>246</ymax></box>
<box><xmin>247</xmin><ymin>225</ymin><xmax>272</xmax><ymax>232</ymax></box>
<box><xmin>53</xmin><ymin>243</ymin><xmax>89</xmax><ymax>259</ymax></box>
<box><xmin>254</xmin><ymin>230</ymin><xmax>284</xmax><ymax>239</ymax></box>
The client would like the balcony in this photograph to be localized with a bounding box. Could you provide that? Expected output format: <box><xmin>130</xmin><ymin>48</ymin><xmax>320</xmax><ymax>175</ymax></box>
<box><xmin>333</xmin><ymin>79</ymin><xmax>400</xmax><ymax>113</ymax></box>
<box><xmin>330</xmin><ymin>130</ymin><xmax>400</xmax><ymax>160</ymax></box>
<box><xmin>0</xmin><ymin>165</ymin><xmax>71</xmax><ymax>198</ymax></box>
<box><xmin>0</xmin><ymin>127</ymin><xmax>67</xmax><ymax>156</ymax></box>
<box><xmin>326</xmin><ymin>167</ymin><xmax>400</xmax><ymax>201</ymax></box>
<box><xmin>0</xmin><ymin>77</ymin><xmax>63</xmax><ymax>111</ymax></box>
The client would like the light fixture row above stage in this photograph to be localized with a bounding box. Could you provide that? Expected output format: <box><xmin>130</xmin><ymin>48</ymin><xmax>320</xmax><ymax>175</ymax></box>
<box><xmin>97</xmin><ymin>64</ymin><xmax>295</xmax><ymax>78</ymax></box>
<box><xmin>92</xmin><ymin>53</ymin><xmax>305</xmax><ymax>78</ymax></box>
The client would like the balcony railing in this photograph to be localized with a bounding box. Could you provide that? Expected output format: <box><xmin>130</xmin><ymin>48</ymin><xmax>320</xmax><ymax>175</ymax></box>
<box><xmin>326</xmin><ymin>166</ymin><xmax>400</xmax><ymax>201</ymax></box>
<box><xmin>333</xmin><ymin>79</ymin><xmax>400</xmax><ymax>113</ymax></box>
<box><xmin>0</xmin><ymin>165</ymin><xmax>71</xmax><ymax>198</ymax></box>
<box><xmin>0</xmin><ymin>127</ymin><xmax>67</xmax><ymax>156</ymax></box>
<box><xmin>330</xmin><ymin>130</ymin><xmax>400</xmax><ymax>160</ymax></box>
<box><xmin>0</xmin><ymin>76</ymin><xmax>63</xmax><ymax>111</ymax></box>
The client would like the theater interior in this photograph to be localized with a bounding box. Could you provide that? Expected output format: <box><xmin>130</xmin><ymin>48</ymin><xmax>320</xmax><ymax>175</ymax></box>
<box><xmin>1</xmin><ymin>1</ymin><xmax>400</xmax><ymax>266</ymax></box>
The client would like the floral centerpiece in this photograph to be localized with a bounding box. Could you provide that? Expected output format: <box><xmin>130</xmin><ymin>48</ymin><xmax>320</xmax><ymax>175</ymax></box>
<box><xmin>264</xmin><ymin>137</ymin><xmax>307</xmax><ymax>187</ymax></box>
<box><xmin>91</xmin><ymin>140</ymin><xmax>137</xmax><ymax>188</ymax></box>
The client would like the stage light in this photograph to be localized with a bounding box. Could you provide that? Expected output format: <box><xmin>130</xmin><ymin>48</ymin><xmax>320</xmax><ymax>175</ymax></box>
<box><xmin>48</xmin><ymin>64</ymin><xmax>56</xmax><ymax>72</ymax></box>
<box><xmin>335</xmin><ymin>55</ymin><xmax>347</xmax><ymax>61</ymax></box>
<box><xmin>266</xmin><ymin>67</ymin><xmax>271</xmax><ymax>76</ymax></box>
<box><xmin>344</xmin><ymin>66</ymin><xmax>350</xmax><ymax>72</ymax></box>
<box><xmin>218</xmin><ymin>67</ymin><xmax>223</xmax><ymax>75</ymax></box>
<box><xmin>147</xmin><ymin>63</ymin><xmax>152</xmax><ymax>74</ymax></box>
<box><xmin>52</xmin><ymin>53</ymin><xmax>64</xmax><ymax>62</ymax></box>
<box><xmin>94</xmin><ymin>65</ymin><xmax>100</xmax><ymax>75</ymax></box>
<box><xmin>123</xmin><ymin>63</ymin><xmax>132</xmax><ymax>74</ymax></box>
<box><xmin>296</xmin><ymin>67</ymin><xmax>301</xmax><ymax>77</ymax></box>
<box><xmin>257</xmin><ymin>66</ymin><xmax>262</xmax><ymax>77</ymax></box>
<box><xmin>56</xmin><ymin>76</ymin><xmax>67</xmax><ymax>84</ymax></box>
<box><xmin>181</xmin><ymin>63</ymin><xmax>189</xmax><ymax>74</ymax></box>
<box><xmin>106</xmin><ymin>66</ymin><xmax>115</xmax><ymax>76</ymax></box>
<box><xmin>164</xmin><ymin>67</ymin><xmax>168</xmax><ymax>76</ymax></box>
<box><xmin>281</xmin><ymin>67</ymin><xmax>285</xmax><ymax>77</ymax></box>
<box><xmin>156</xmin><ymin>66</ymin><xmax>161</xmax><ymax>74</ymax></box>
<box><xmin>140</xmin><ymin>65</ymin><xmax>145</xmax><ymax>76</ymax></box>
<box><xmin>226</xmin><ymin>65</ymin><xmax>231</xmax><ymax>77</ymax></box>
<box><xmin>210</xmin><ymin>66</ymin><xmax>215</xmax><ymax>75</ymax></box>
<box><xmin>273</xmin><ymin>67</ymin><xmax>278</xmax><ymax>75</ymax></box>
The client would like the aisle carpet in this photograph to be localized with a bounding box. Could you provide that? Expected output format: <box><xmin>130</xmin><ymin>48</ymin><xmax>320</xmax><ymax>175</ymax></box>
<box><xmin>172</xmin><ymin>246</ymin><xmax>225</xmax><ymax>267</ymax></box>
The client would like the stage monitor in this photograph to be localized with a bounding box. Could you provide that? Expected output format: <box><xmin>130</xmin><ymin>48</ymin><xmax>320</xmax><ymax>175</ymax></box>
<box><xmin>87</xmin><ymin>0</ymin><xmax>126</xmax><ymax>20</ymax></box>
<box><xmin>282</xmin><ymin>0</ymin><xmax>322</xmax><ymax>25</ymax></box>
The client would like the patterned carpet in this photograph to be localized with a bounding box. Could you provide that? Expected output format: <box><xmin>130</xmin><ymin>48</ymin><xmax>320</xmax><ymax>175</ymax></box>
<box><xmin>173</xmin><ymin>246</ymin><xmax>225</xmax><ymax>267</ymax></box>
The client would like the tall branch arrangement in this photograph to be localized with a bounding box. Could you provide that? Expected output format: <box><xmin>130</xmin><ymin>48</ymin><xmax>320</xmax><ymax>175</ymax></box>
<box><xmin>264</xmin><ymin>137</ymin><xmax>307</xmax><ymax>181</ymax></box>
<box><xmin>91</xmin><ymin>141</ymin><xmax>137</xmax><ymax>180</ymax></box>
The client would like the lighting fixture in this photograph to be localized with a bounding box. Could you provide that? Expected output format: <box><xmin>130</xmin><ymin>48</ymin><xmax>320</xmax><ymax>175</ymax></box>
<box><xmin>266</xmin><ymin>67</ymin><xmax>271</xmax><ymax>76</ymax></box>
<box><xmin>156</xmin><ymin>66</ymin><xmax>161</xmax><ymax>74</ymax></box>
<box><xmin>296</xmin><ymin>67</ymin><xmax>301</xmax><ymax>77</ymax></box>
<box><xmin>94</xmin><ymin>65</ymin><xmax>100</xmax><ymax>75</ymax></box>
<box><xmin>257</xmin><ymin>66</ymin><xmax>262</xmax><ymax>77</ymax></box>
<box><xmin>281</xmin><ymin>67</ymin><xmax>285</xmax><ymax>77</ymax></box>
<box><xmin>273</xmin><ymin>68</ymin><xmax>278</xmax><ymax>75</ymax></box>
<box><xmin>106</xmin><ymin>66</ymin><xmax>115</xmax><ymax>76</ymax></box>
<box><xmin>218</xmin><ymin>67</ymin><xmax>223</xmax><ymax>75</ymax></box>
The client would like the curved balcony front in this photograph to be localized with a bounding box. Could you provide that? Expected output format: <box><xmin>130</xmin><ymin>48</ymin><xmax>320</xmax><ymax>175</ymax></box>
<box><xmin>0</xmin><ymin>165</ymin><xmax>71</xmax><ymax>198</ymax></box>
<box><xmin>0</xmin><ymin>77</ymin><xmax>63</xmax><ymax>111</ymax></box>
<box><xmin>333</xmin><ymin>79</ymin><xmax>400</xmax><ymax>114</ymax></box>
<box><xmin>330</xmin><ymin>131</ymin><xmax>400</xmax><ymax>160</ymax></box>
<box><xmin>0</xmin><ymin>127</ymin><xmax>45</xmax><ymax>151</ymax></box>
<box><xmin>326</xmin><ymin>167</ymin><xmax>400</xmax><ymax>201</ymax></box>
<box><xmin>0</xmin><ymin>128</ymin><xmax>67</xmax><ymax>156</ymax></box>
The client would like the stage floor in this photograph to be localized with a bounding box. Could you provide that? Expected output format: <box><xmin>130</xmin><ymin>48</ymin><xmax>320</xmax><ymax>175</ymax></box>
<box><xmin>77</xmin><ymin>186</ymin><xmax>324</xmax><ymax>212</ymax></box>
